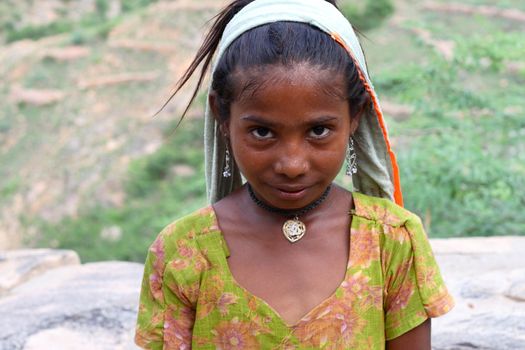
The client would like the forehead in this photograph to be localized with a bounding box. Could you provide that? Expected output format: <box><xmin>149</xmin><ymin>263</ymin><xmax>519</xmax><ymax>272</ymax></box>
<box><xmin>233</xmin><ymin>63</ymin><xmax>347</xmax><ymax>102</ymax></box>
<box><xmin>229</xmin><ymin>64</ymin><xmax>350</xmax><ymax>127</ymax></box>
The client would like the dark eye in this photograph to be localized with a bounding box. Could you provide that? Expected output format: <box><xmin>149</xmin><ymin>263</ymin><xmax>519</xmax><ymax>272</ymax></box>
<box><xmin>309</xmin><ymin>126</ymin><xmax>330</xmax><ymax>139</ymax></box>
<box><xmin>251</xmin><ymin>127</ymin><xmax>274</xmax><ymax>139</ymax></box>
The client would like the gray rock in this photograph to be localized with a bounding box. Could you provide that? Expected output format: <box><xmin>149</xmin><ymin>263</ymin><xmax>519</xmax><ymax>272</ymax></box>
<box><xmin>0</xmin><ymin>261</ymin><xmax>143</xmax><ymax>350</ymax></box>
<box><xmin>0</xmin><ymin>249</ymin><xmax>80</xmax><ymax>295</ymax></box>
<box><xmin>1</xmin><ymin>237</ymin><xmax>525</xmax><ymax>349</ymax></box>
<box><xmin>431</xmin><ymin>236</ymin><xmax>525</xmax><ymax>350</ymax></box>
<box><xmin>506</xmin><ymin>279</ymin><xmax>525</xmax><ymax>302</ymax></box>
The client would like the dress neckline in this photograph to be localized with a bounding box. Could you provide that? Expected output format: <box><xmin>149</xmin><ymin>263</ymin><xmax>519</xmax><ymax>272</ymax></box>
<box><xmin>207</xmin><ymin>192</ymin><xmax>360</xmax><ymax>328</ymax></box>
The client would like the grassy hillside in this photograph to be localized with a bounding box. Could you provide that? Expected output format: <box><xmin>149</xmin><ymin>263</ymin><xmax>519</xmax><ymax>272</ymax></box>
<box><xmin>363</xmin><ymin>0</ymin><xmax>525</xmax><ymax>237</ymax></box>
<box><xmin>0</xmin><ymin>0</ymin><xmax>223</xmax><ymax>250</ymax></box>
<box><xmin>1</xmin><ymin>0</ymin><xmax>523</xmax><ymax>262</ymax></box>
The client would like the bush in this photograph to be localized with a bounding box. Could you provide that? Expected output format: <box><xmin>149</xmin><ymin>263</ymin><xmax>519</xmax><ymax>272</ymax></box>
<box><xmin>121</xmin><ymin>0</ymin><xmax>160</xmax><ymax>13</ymax></box>
<box><xmin>399</xmin><ymin>118</ymin><xmax>525</xmax><ymax>237</ymax></box>
<box><xmin>377</xmin><ymin>32</ymin><xmax>525</xmax><ymax>237</ymax></box>
<box><xmin>6</xmin><ymin>21</ymin><xmax>74</xmax><ymax>42</ymax></box>
<box><xmin>339</xmin><ymin>0</ymin><xmax>394</xmax><ymax>31</ymax></box>
<box><xmin>4</xmin><ymin>0</ymin><xmax>158</xmax><ymax>43</ymax></box>
<box><xmin>32</xmin><ymin>118</ymin><xmax>207</xmax><ymax>263</ymax></box>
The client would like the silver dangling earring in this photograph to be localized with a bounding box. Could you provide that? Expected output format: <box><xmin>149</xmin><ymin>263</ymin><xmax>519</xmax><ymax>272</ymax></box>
<box><xmin>346</xmin><ymin>138</ymin><xmax>357</xmax><ymax>175</ymax></box>
<box><xmin>223</xmin><ymin>144</ymin><xmax>232</xmax><ymax>178</ymax></box>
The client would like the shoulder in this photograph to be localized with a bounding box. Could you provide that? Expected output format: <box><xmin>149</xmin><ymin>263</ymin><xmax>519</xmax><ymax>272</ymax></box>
<box><xmin>351</xmin><ymin>192</ymin><xmax>428</xmax><ymax>250</ymax></box>
<box><xmin>158</xmin><ymin>206</ymin><xmax>218</xmax><ymax>240</ymax></box>
<box><xmin>147</xmin><ymin>206</ymin><xmax>220</xmax><ymax>264</ymax></box>
<box><xmin>351</xmin><ymin>195</ymin><xmax>456</xmax><ymax>328</ymax></box>
<box><xmin>146</xmin><ymin>206</ymin><xmax>223</xmax><ymax>298</ymax></box>
<box><xmin>141</xmin><ymin>206</ymin><xmax>221</xmax><ymax>309</ymax></box>
<box><xmin>352</xmin><ymin>192</ymin><xmax>421</xmax><ymax>228</ymax></box>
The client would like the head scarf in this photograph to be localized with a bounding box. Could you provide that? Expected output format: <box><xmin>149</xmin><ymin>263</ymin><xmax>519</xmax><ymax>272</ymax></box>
<box><xmin>204</xmin><ymin>0</ymin><xmax>404</xmax><ymax>206</ymax></box>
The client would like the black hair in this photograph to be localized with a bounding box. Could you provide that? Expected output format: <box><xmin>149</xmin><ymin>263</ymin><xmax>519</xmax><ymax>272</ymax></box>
<box><xmin>166</xmin><ymin>0</ymin><xmax>370</xmax><ymax>125</ymax></box>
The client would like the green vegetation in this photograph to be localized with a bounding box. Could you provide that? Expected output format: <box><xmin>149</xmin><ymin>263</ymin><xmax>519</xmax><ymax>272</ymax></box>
<box><xmin>5</xmin><ymin>13</ymin><xmax>113</xmax><ymax>43</ymax></box>
<box><xmin>0</xmin><ymin>178</ymin><xmax>21</xmax><ymax>202</ymax></box>
<box><xmin>377</xmin><ymin>32</ymin><xmax>525</xmax><ymax>237</ymax></box>
<box><xmin>17</xmin><ymin>0</ymin><xmax>524</xmax><ymax>262</ymax></box>
<box><xmin>0</xmin><ymin>0</ymin><xmax>22</xmax><ymax>40</ymax></box>
<box><xmin>3</xmin><ymin>0</ymin><xmax>160</xmax><ymax>43</ymax></box>
<box><xmin>32</xmin><ymin>118</ymin><xmax>207</xmax><ymax>262</ymax></box>
<box><xmin>121</xmin><ymin>0</ymin><xmax>160</xmax><ymax>13</ymax></box>
<box><xmin>339</xmin><ymin>0</ymin><xmax>394</xmax><ymax>31</ymax></box>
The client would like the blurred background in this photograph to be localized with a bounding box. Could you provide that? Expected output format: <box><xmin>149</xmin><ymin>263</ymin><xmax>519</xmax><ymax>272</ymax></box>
<box><xmin>1</xmin><ymin>1</ymin><xmax>524</xmax><ymax>349</ymax></box>
<box><xmin>0</xmin><ymin>0</ymin><xmax>523</xmax><ymax>263</ymax></box>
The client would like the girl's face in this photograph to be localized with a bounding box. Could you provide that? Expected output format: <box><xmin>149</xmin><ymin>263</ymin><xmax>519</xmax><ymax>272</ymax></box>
<box><xmin>214</xmin><ymin>64</ymin><xmax>360</xmax><ymax>209</ymax></box>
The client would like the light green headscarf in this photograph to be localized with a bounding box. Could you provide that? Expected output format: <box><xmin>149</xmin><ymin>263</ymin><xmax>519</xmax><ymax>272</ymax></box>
<box><xmin>204</xmin><ymin>0</ymin><xmax>404</xmax><ymax>206</ymax></box>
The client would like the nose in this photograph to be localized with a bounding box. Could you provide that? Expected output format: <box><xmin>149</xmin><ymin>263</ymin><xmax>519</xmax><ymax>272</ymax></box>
<box><xmin>273</xmin><ymin>144</ymin><xmax>309</xmax><ymax>179</ymax></box>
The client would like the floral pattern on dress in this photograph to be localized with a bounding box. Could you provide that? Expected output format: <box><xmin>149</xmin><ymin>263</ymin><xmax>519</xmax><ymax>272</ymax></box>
<box><xmin>135</xmin><ymin>192</ymin><xmax>455</xmax><ymax>349</ymax></box>
<box><xmin>348</xmin><ymin>226</ymin><xmax>380</xmax><ymax>268</ymax></box>
<box><xmin>149</xmin><ymin>237</ymin><xmax>165</xmax><ymax>302</ymax></box>
<box><xmin>197</xmin><ymin>275</ymin><xmax>230</xmax><ymax>320</ymax></box>
<box><xmin>293</xmin><ymin>304</ymin><xmax>364</xmax><ymax>349</ymax></box>
<box><xmin>211</xmin><ymin>318</ymin><xmax>263</xmax><ymax>349</ymax></box>
<box><xmin>164</xmin><ymin>304</ymin><xmax>194</xmax><ymax>350</ymax></box>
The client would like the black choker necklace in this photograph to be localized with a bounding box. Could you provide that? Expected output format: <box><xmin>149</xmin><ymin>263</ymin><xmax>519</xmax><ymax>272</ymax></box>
<box><xmin>246</xmin><ymin>184</ymin><xmax>332</xmax><ymax>243</ymax></box>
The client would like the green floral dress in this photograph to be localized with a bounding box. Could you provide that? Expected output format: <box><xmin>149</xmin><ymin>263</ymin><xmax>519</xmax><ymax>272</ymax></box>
<box><xmin>135</xmin><ymin>192</ymin><xmax>454</xmax><ymax>349</ymax></box>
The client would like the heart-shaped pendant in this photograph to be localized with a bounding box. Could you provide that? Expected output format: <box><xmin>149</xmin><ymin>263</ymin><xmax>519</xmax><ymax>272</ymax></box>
<box><xmin>282</xmin><ymin>217</ymin><xmax>306</xmax><ymax>243</ymax></box>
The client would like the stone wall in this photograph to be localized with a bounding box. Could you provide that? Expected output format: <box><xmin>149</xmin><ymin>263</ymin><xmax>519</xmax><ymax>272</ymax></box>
<box><xmin>0</xmin><ymin>250</ymin><xmax>142</xmax><ymax>350</ymax></box>
<box><xmin>431</xmin><ymin>237</ymin><xmax>525</xmax><ymax>349</ymax></box>
<box><xmin>1</xmin><ymin>237</ymin><xmax>524</xmax><ymax>349</ymax></box>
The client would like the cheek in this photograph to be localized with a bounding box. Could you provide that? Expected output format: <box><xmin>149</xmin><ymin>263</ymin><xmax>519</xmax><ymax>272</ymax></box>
<box><xmin>320</xmin><ymin>145</ymin><xmax>348</xmax><ymax>178</ymax></box>
<box><xmin>317</xmin><ymin>148</ymin><xmax>346</xmax><ymax>171</ymax></box>
<box><xmin>229</xmin><ymin>140</ymin><xmax>266</xmax><ymax>174</ymax></box>
<box><xmin>234</xmin><ymin>153</ymin><xmax>258</xmax><ymax>174</ymax></box>
<box><xmin>316</xmin><ymin>136</ymin><xmax>348</xmax><ymax>164</ymax></box>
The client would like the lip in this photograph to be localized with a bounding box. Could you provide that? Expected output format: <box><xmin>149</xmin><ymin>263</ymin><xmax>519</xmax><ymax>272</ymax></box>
<box><xmin>276</xmin><ymin>185</ymin><xmax>308</xmax><ymax>192</ymax></box>
<box><xmin>273</xmin><ymin>185</ymin><xmax>309</xmax><ymax>200</ymax></box>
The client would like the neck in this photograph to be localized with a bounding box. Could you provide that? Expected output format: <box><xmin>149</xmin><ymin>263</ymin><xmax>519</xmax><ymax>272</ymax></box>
<box><xmin>246</xmin><ymin>183</ymin><xmax>332</xmax><ymax>218</ymax></box>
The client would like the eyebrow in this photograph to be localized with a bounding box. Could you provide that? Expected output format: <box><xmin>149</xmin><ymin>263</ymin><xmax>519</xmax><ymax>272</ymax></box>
<box><xmin>240</xmin><ymin>115</ymin><xmax>339</xmax><ymax>127</ymax></box>
<box><xmin>306</xmin><ymin>116</ymin><xmax>339</xmax><ymax>125</ymax></box>
<box><xmin>240</xmin><ymin>115</ymin><xmax>277</xmax><ymax>127</ymax></box>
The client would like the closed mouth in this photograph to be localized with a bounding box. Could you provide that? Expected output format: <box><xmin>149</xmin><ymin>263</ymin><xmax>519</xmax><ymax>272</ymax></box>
<box><xmin>275</xmin><ymin>186</ymin><xmax>308</xmax><ymax>193</ymax></box>
<box><xmin>271</xmin><ymin>186</ymin><xmax>311</xmax><ymax>203</ymax></box>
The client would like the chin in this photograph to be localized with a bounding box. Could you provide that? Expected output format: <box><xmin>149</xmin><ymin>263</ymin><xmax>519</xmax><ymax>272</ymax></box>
<box><xmin>262</xmin><ymin>183</ymin><xmax>331</xmax><ymax>209</ymax></box>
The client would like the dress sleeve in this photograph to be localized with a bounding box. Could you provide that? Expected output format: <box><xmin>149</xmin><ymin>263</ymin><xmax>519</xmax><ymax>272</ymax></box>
<box><xmin>383</xmin><ymin>214</ymin><xmax>454</xmax><ymax>340</ymax></box>
<box><xmin>135</xmin><ymin>233</ymin><xmax>196</xmax><ymax>350</ymax></box>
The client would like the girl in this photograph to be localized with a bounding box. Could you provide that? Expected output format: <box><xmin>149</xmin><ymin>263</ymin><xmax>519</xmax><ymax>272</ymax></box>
<box><xmin>135</xmin><ymin>0</ymin><xmax>454</xmax><ymax>349</ymax></box>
